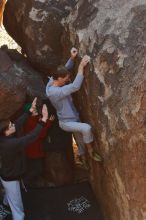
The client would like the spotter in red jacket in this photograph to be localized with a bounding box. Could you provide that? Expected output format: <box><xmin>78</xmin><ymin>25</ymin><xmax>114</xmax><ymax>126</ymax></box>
<box><xmin>24</xmin><ymin>115</ymin><xmax>52</xmax><ymax>159</ymax></box>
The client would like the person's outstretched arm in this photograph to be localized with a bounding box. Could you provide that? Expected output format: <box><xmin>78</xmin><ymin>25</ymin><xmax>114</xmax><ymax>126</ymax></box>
<box><xmin>1</xmin><ymin>122</ymin><xmax>46</xmax><ymax>151</ymax></box>
<box><xmin>54</xmin><ymin>55</ymin><xmax>90</xmax><ymax>100</ymax></box>
<box><xmin>65</xmin><ymin>47</ymin><xmax>78</xmax><ymax>70</ymax></box>
<box><xmin>0</xmin><ymin>104</ymin><xmax>48</xmax><ymax>151</ymax></box>
<box><xmin>14</xmin><ymin>112</ymin><xmax>30</xmax><ymax>131</ymax></box>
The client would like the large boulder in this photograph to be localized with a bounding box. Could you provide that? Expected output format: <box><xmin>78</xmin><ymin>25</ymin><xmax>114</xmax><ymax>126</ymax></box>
<box><xmin>61</xmin><ymin>0</ymin><xmax>146</xmax><ymax>220</ymax></box>
<box><xmin>0</xmin><ymin>47</ymin><xmax>45</xmax><ymax>119</ymax></box>
<box><xmin>3</xmin><ymin>0</ymin><xmax>77</xmax><ymax>73</ymax></box>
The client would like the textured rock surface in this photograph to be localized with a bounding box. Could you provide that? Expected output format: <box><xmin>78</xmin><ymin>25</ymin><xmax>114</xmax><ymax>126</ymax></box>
<box><xmin>3</xmin><ymin>0</ymin><xmax>77</xmax><ymax>73</ymax></box>
<box><xmin>0</xmin><ymin>47</ymin><xmax>45</xmax><ymax>119</ymax></box>
<box><xmin>63</xmin><ymin>1</ymin><xmax>146</xmax><ymax>220</ymax></box>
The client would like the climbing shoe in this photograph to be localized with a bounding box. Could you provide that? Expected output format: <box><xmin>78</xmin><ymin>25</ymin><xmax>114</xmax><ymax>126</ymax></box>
<box><xmin>90</xmin><ymin>151</ymin><xmax>102</xmax><ymax>162</ymax></box>
<box><xmin>76</xmin><ymin>156</ymin><xmax>89</xmax><ymax>170</ymax></box>
<box><xmin>81</xmin><ymin>159</ymin><xmax>90</xmax><ymax>170</ymax></box>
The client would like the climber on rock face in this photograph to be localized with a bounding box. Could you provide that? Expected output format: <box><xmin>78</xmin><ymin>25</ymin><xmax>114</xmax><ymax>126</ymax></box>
<box><xmin>46</xmin><ymin>47</ymin><xmax>102</xmax><ymax>168</ymax></box>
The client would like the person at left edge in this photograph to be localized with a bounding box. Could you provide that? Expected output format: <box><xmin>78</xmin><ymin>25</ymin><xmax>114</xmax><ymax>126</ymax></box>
<box><xmin>0</xmin><ymin>98</ymin><xmax>49</xmax><ymax>220</ymax></box>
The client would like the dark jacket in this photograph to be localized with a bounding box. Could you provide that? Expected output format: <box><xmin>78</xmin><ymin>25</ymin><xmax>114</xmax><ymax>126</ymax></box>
<box><xmin>43</xmin><ymin>119</ymin><xmax>72</xmax><ymax>151</ymax></box>
<box><xmin>0</xmin><ymin>113</ymin><xmax>46</xmax><ymax>181</ymax></box>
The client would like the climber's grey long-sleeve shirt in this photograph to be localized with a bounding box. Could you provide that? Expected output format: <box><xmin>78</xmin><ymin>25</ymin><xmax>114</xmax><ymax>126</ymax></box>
<box><xmin>46</xmin><ymin>59</ymin><xmax>84</xmax><ymax>122</ymax></box>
